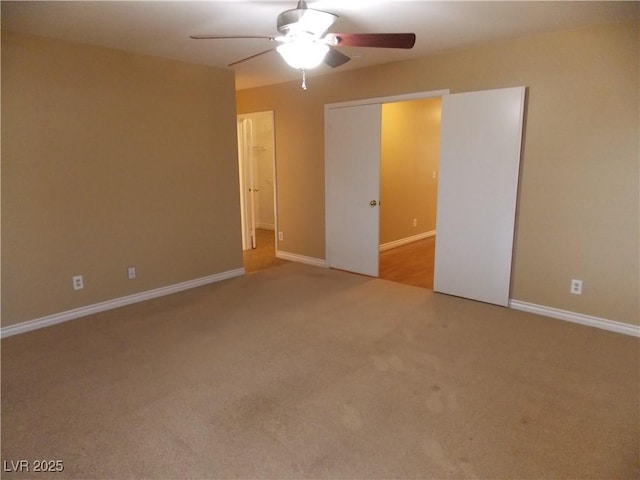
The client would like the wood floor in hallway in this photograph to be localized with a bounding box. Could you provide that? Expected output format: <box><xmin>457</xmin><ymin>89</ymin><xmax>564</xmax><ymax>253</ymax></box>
<box><xmin>379</xmin><ymin>236</ymin><xmax>435</xmax><ymax>290</ymax></box>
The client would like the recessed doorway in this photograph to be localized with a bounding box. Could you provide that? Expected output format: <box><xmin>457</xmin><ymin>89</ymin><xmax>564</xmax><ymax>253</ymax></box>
<box><xmin>237</xmin><ymin>111</ymin><xmax>286</xmax><ymax>273</ymax></box>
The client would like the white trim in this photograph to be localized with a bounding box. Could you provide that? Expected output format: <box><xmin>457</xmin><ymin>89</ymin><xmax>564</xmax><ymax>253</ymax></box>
<box><xmin>325</xmin><ymin>89</ymin><xmax>450</xmax><ymax>109</ymax></box>
<box><xmin>509</xmin><ymin>300</ymin><xmax>640</xmax><ymax>337</ymax></box>
<box><xmin>380</xmin><ymin>230</ymin><xmax>435</xmax><ymax>252</ymax></box>
<box><xmin>0</xmin><ymin>268</ymin><xmax>246</xmax><ymax>338</ymax></box>
<box><xmin>276</xmin><ymin>250</ymin><xmax>328</xmax><ymax>268</ymax></box>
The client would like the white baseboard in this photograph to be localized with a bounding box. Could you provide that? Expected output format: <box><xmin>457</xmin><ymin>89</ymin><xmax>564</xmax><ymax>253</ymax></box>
<box><xmin>0</xmin><ymin>268</ymin><xmax>246</xmax><ymax>338</ymax></box>
<box><xmin>276</xmin><ymin>250</ymin><xmax>328</xmax><ymax>268</ymax></box>
<box><xmin>509</xmin><ymin>300</ymin><xmax>639</xmax><ymax>337</ymax></box>
<box><xmin>380</xmin><ymin>230</ymin><xmax>436</xmax><ymax>252</ymax></box>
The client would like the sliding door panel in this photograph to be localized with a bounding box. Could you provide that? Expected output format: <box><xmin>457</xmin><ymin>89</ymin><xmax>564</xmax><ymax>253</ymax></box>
<box><xmin>434</xmin><ymin>87</ymin><xmax>526</xmax><ymax>306</ymax></box>
<box><xmin>325</xmin><ymin>104</ymin><xmax>381</xmax><ymax>277</ymax></box>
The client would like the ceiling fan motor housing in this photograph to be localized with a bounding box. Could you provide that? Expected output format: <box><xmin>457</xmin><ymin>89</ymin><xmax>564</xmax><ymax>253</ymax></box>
<box><xmin>277</xmin><ymin>1</ymin><xmax>338</xmax><ymax>37</ymax></box>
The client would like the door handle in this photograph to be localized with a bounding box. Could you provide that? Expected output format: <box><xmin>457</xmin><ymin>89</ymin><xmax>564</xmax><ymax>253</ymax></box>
<box><xmin>370</xmin><ymin>200</ymin><xmax>378</xmax><ymax>207</ymax></box>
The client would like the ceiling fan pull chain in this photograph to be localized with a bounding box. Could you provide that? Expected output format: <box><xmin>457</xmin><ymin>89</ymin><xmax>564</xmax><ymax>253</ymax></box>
<box><xmin>301</xmin><ymin>69</ymin><xmax>307</xmax><ymax>90</ymax></box>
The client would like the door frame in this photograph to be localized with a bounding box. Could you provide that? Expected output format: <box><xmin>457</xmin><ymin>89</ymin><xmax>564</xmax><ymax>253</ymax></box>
<box><xmin>237</xmin><ymin>116</ymin><xmax>256</xmax><ymax>249</ymax></box>
<box><xmin>324</xmin><ymin>89</ymin><xmax>449</xmax><ymax>270</ymax></box>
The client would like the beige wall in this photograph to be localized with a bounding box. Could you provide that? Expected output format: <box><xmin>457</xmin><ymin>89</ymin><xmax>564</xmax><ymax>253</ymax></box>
<box><xmin>237</xmin><ymin>20</ymin><xmax>639</xmax><ymax>326</ymax></box>
<box><xmin>2</xmin><ymin>32</ymin><xmax>243</xmax><ymax>326</ymax></box>
<box><xmin>380</xmin><ymin>98</ymin><xmax>441</xmax><ymax>245</ymax></box>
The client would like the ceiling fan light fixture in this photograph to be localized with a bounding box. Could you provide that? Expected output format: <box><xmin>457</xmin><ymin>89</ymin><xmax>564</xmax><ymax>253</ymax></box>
<box><xmin>276</xmin><ymin>39</ymin><xmax>329</xmax><ymax>70</ymax></box>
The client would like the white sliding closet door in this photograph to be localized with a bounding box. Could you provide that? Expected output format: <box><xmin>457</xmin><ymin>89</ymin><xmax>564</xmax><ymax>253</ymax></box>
<box><xmin>434</xmin><ymin>86</ymin><xmax>526</xmax><ymax>306</ymax></box>
<box><xmin>325</xmin><ymin>104</ymin><xmax>381</xmax><ymax>276</ymax></box>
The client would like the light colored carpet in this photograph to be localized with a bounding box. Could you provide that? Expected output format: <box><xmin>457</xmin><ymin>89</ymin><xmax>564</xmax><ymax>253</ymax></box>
<box><xmin>1</xmin><ymin>263</ymin><xmax>638</xmax><ymax>479</ymax></box>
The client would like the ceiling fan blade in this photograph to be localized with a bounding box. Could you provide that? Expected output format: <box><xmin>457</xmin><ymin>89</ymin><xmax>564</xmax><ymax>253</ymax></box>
<box><xmin>325</xmin><ymin>33</ymin><xmax>416</xmax><ymax>49</ymax></box>
<box><xmin>324</xmin><ymin>47</ymin><xmax>350</xmax><ymax>68</ymax></box>
<box><xmin>190</xmin><ymin>35</ymin><xmax>276</xmax><ymax>41</ymax></box>
<box><xmin>228</xmin><ymin>48</ymin><xmax>276</xmax><ymax>67</ymax></box>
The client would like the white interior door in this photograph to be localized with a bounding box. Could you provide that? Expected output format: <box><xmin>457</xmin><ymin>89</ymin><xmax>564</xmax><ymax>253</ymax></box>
<box><xmin>325</xmin><ymin>104</ymin><xmax>381</xmax><ymax>276</ymax></box>
<box><xmin>434</xmin><ymin>86</ymin><xmax>526</xmax><ymax>306</ymax></box>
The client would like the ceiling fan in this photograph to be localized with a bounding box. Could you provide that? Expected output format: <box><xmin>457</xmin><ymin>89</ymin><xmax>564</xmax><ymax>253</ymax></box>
<box><xmin>190</xmin><ymin>0</ymin><xmax>416</xmax><ymax>89</ymax></box>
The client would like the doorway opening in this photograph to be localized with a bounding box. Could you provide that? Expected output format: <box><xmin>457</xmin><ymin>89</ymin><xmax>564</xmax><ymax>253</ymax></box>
<box><xmin>378</xmin><ymin>97</ymin><xmax>442</xmax><ymax>290</ymax></box>
<box><xmin>237</xmin><ymin>111</ymin><xmax>286</xmax><ymax>273</ymax></box>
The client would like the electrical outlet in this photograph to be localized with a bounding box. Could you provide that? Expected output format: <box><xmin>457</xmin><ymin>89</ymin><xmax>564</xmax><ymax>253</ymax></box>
<box><xmin>278</xmin><ymin>231</ymin><xmax>284</xmax><ymax>241</ymax></box>
<box><xmin>570</xmin><ymin>279</ymin><xmax>583</xmax><ymax>295</ymax></box>
<box><xmin>413</xmin><ymin>218</ymin><xmax>418</xmax><ymax>227</ymax></box>
<box><xmin>72</xmin><ymin>275</ymin><xmax>84</xmax><ymax>291</ymax></box>
<box><xmin>127</xmin><ymin>266</ymin><xmax>136</xmax><ymax>280</ymax></box>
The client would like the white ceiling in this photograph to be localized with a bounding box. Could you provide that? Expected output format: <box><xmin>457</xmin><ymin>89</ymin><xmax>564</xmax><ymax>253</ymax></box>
<box><xmin>2</xmin><ymin>1</ymin><xmax>638</xmax><ymax>90</ymax></box>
